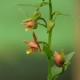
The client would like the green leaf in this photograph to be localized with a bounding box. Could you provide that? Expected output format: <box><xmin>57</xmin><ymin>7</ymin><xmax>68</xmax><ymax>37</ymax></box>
<box><xmin>52</xmin><ymin>12</ymin><xmax>58</xmax><ymax>21</ymax></box>
<box><xmin>32</xmin><ymin>11</ymin><xmax>41</xmax><ymax>21</ymax></box>
<box><xmin>56</xmin><ymin>11</ymin><xmax>80</xmax><ymax>18</ymax></box>
<box><xmin>36</xmin><ymin>1</ymin><xmax>49</xmax><ymax>10</ymax></box>
<box><xmin>52</xmin><ymin>11</ymin><xmax>71</xmax><ymax>16</ymax></box>
<box><xmin>47</xmin><ymin>20</ymin><xmax>55</xmax><ymax>32</ymax></box>
<box><xmin>17</xmin><ymin>4</ymin><xmax>38</xmax><ymax>7</ymax></box>
<box><xmin>39</xmin><ymin>1</ymin><xmax>49</xmax><ymax>7</ymax></box>
<box><xmin>17</xmin><ymin>1</ymin><xmax>49</xmax><ymax>8</ymax></box>
<box><xmin>63</xmin><ymin>63</ymin><xmax>70</xmax><ymax>70</ymax></box>
<box><xmin>43</xmin><ymin>45</ymin><xmax>53</xmax><ymax>58</ymax></box>
<box><xmin>51</xmin><ymin>65</ymin><xmax>62</xmax><ymax>79</ymax></box>
<box><xmin>65</xmin><ymin>52</ymin><xmax>75</xmax><ymax>64</ymax></box>
<box><xmin>63</xmin><ymin>52</ymin><xmax>75</xmax><ymax>70</ymax></box>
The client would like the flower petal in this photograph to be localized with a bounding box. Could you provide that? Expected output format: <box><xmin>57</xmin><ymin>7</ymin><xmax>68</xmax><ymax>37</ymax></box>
<box><xmin>54</xmin><ymin>51</ymin><xmax>61</xmax><ymax>66</ymax></box>
<box><xmin>32</xmin><ymin>32</ymin><xmax>42</xmax><ymax>52</ymax></box>
<box><xmin>33</xmin><ymin>32</ymin><xmax>37</xmax><ymax>42</ymax></box>
<box><xmin>24</xmin><ymin>40</ymin><xmax>38</xmax><ymax>48</ymax></box>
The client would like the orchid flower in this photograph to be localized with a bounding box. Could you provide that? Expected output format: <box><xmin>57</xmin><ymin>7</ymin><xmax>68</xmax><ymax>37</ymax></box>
<box><xmin>23</xmin><ymin>19</ymin><xmax>37</xmax><ymax>31</ymax></box>
<box><xmin>24</xmin><ymin>32</ymin><xmax>41</xmax><ymax>54</ymax></box>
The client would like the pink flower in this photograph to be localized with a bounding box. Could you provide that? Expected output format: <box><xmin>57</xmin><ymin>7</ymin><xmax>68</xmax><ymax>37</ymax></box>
<box><xmin>54</xmin><ymin>51</ymin><xmax>65</xmax><ymax>67</ymax></box>
<box><xmin>24</xmin><ymin>32</ymin><xmax>41</xmax><ymax>54</ymax></box>
<box><xmin>23</xmin><ymin>20</ymin><xmax>37</xmax><ymax>31</ymax></box>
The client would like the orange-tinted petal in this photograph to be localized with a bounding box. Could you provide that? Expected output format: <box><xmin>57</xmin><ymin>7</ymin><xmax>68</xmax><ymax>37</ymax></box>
<box><xmin>24</xmin><ymin>40</ymin><xmax>38</xmax><ymax>48</ymax></box>
<box><xmin>23</xmin><ymin>20</ymin><xmax>37</xmax><ymax>28</ymax></box>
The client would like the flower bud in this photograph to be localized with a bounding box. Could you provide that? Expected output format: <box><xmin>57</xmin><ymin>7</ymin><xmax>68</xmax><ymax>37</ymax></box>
<box><xmin>54</xmin><ymin>51</ymin><xmax>65</xmax><ymax>67</ymax></box>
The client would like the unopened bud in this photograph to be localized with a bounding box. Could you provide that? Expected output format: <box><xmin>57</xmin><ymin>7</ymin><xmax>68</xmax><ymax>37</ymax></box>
<box><xmin>54</xmin><ymin>51</ymin><xmax>65</xmax><ymax>67</ymax></box>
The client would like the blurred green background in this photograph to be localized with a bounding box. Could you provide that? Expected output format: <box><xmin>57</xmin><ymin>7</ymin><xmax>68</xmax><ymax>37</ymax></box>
<box><xmin>0</xmin><ymin>0</ymin><xmax>75</xmax><ymax>80</ymax></box>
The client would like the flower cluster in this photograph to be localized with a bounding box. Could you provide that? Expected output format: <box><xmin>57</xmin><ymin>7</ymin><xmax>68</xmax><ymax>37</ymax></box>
<box><xmin>23</xmin><ymin>17</ymin><xmax>65</xmax><ymax>67</ymax></box>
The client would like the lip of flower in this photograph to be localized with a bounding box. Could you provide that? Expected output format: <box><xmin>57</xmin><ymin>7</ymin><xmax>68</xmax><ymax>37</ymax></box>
<box><xmin>54</xmin><ymin>51</ymin><xmax>64</xmax><ymax>67</ymax></box>
<box><xmin>26</xmin><ymin>47</ymin><xmax>38</xmax><ymax>54</ymax></box>
<box><xmin>23</xmin><ymin>20</ymin><xmax>37</xmax><ymax>31</ymax></box>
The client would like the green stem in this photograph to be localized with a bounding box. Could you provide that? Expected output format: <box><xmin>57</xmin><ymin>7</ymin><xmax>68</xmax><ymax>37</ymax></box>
<box><xmin>48</xmin><ymin>30</ymin><xmax>52</xmax><ymax>49</ymax></box>
<box><xmin>48</xmin><ymin>58</ymin><xmax>52</xmax><ymax>80</ymax></box>
<box><xmin>48</xmin><ymin>0</ymin><xmax>53</xmax><ymax>80</ymax></box>
<box><xmin>38</xmin><ymin>41</ymin><xmax>48</xmax><ymax>46</ymax></box>
<box><xmin>49</xmin><ymin>0</ymin><xmax>52</xmax><ymax>20</ymax></box>
<box><xmin>38</xmin><ymin>22</ymin><xmax>47</xmax><ymax>28</ymax></box>
<box><xmin>48</xmin><ymin>0</ymin><xmax>53</xmax><ymax>49</ymax></box>
<box><xmin>38</xmin><ymin>17</ymin><xmax>47</xmax><ymax>26</ymax></box>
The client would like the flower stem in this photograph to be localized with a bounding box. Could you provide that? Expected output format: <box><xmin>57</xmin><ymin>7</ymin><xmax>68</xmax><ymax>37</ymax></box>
<box><xmin>49</xmin><ymin>0</ymin><xmax>52</xmax><ymax>20</ymax></box>
<box><xmin>48</xmin><ymin>0</ymin><xmax>53</xmax><ymax>80</ymax></box>
<box><xmin>38</xmin><ymin>17</ymin><xmax>47</xmax><ymax>26</ymax></box>
<box><xmin>38</xmin><ymin>41</ymin><xmax>48</xmax><ymax>46</ymax></box>
<box><xmin>48</xmin><ymin>31</ymin><xmax>52</xmax><ymax>49</ymax></box>
<box><xmin>48</xmin><ymin>0</ymin><xmax>53</xmax><ymax>49</ymax></box>
<box><xmin>38</xmin><ymin>22</ymin><xmax>47</xmax><ymax>28</ymax></box>
<box><xmin>48</xmin><ymin>58</ymin><xmax>52</xmax><ymax>80</ymax></box>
